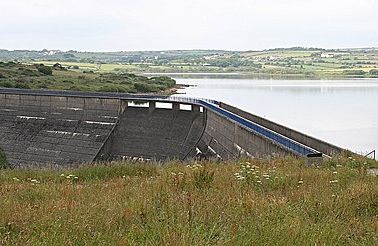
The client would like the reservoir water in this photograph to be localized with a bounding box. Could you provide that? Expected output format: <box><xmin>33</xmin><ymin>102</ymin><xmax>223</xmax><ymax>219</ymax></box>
<box><xmin>170</xmin><ymin>75</ymin><xmax>378</xmax><ymax>156</ymax></box>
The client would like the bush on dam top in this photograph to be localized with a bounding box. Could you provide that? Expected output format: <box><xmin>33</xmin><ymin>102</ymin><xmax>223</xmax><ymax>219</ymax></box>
<box><xmin>0</xmin><ymin>62</ymin><xmax>176</xmax><ymax>93</ymax></box>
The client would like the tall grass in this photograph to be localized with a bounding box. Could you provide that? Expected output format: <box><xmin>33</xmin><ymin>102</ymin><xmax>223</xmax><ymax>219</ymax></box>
<box><xmin>0</xmin><ymin>148</ymin><xmax>8</xmax><ymax>169</ymax></box>
<box><xmin>0</xmin><ymin>157</ymin><xmax>377</xmax><ymax>245</ymax></box>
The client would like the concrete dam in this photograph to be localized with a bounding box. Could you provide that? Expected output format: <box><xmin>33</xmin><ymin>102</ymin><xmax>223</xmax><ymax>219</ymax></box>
<box><xmin>0</xmin><ymin>88</ymin><xmax>345</xmax><ymax>168</ymax></box>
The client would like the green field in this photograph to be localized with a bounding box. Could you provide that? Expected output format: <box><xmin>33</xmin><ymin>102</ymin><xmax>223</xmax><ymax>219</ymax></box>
<box><xmin>1</xmin><ymin>48</ymin><xmax>376</xmax><ymax>78</ymax></box>
<box><xmin>0</xmin><ymin>62</ymin><xmax>176</xmax><ymax>93</ymax></box>
<box><xmin>0</xmin><ymin>156</ymin><xmax>377</xmax><ymax>245</ymax></box>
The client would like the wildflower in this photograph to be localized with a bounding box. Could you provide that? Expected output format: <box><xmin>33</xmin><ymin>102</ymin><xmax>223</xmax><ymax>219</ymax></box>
<box><xmin>336</xmin><ymin>164</ymin><xmax>342</xmax><ymax>168</ymax></box>
<box><xmin>73</xmin><ymin>176</ymin><xmax>79</xmax><ymax>180</ymax></box>
<box><xmin>30</xmin><ymin>179</ymin><xmax>40</xmax><ymax>184</ymax></box>
<box><xmin>178</xmin><ymin>172</ymin><xmax>184</xmax><ymax>176</ymax></box>
<box><xmin>330</xmin><ymin>180</ymin><xmax>339</xmax><ymax>184</ymax></box>
<box><xmin>122</xmin><ymin>175</ymin><xmax>126</xmax><ymax>178</ymax></box>
<box><xmin>262</xmin><ymin>174</ymin><xmax>270</xmax><ymax>178</ymax></box>
<box><xmin>237</xmin><ymin>176</ymin><xmax>246</xmax><ymax>180</ymax></box>
<box><xmin>298</xmin><ymin>180</ymin><xmax>304</xmax><ymax>184</ymax></box>
<box><xmin>256</xmin><ymin>180</ymin><xmax>262</xmax><ymax>184</ymax></box>
<box><xmin>170</xmin><ymin>172</ymin><xmax>177</xmax><ymax>176</ymax></box>
<box><xmin>13</xmin><ymin>177</ymin><xmax>20</xmax><ymax>182</ymax></box>
<box><xmin>332</xmin><ymin>194</ymin><xmax>337</xmax><ymax>198</ymax></box>
<box><xmin>60</xmin><ymin>174</ymin><xmax>65</xmax><ymax>177</ymax></box>
<box><xmin>332</xmin><ymin>171</ymin><xmax>338</xmax><ymax>175</ymax></box>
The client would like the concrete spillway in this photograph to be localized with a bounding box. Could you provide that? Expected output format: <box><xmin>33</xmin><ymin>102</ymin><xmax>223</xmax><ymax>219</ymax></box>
<box><xmin>0</xmin><ymin>89</ymin><xmax>345</xmax><ymax>168</ymax></box>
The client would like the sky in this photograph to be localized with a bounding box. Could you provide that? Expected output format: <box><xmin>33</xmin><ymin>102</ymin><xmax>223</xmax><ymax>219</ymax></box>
<box><xmin>0</xmin><ymin>0</ymin><xmax>377</xmax><ymax>51</ymax></box>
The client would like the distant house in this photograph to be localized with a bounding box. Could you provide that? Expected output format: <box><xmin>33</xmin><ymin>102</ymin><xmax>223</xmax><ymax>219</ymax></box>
<box><xmin>320</xmin><ymin>53</ymin><xmax>334</xmax><ymax>58</ymax></box>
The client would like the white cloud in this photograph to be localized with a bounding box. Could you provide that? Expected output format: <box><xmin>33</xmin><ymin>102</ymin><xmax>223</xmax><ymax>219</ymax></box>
<box><xmin>0</xmin><ymin>0</ymin><xmax>377</xmax><ymax>51</ymax></box>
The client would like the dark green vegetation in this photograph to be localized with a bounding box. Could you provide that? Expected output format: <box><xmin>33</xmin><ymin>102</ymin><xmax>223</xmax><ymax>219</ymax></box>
<box><xmin>0</xmin><ymin>148</ymin><xmax>8</xmax><ymax>169</ymax></box>
<box><xmin>0</xmin><ymin>62</ymin><xmax>176</xmax><ymax>93</ymax></box>
<box><xmin>1</xmin><ymin>47</ymin><xmax>378</xmax><ymax>78</ymax></box>
<box><xmin>0</xmin><ymin>157</ymin><xmax>377</xmax><ymax>245</ymax></box>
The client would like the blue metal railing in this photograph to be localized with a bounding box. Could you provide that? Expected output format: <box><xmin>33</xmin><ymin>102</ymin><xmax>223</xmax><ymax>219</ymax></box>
<box><xmin>198</xmin><ymin>100</ymin><xmax>319</xmax><ymax>156</ymax></box>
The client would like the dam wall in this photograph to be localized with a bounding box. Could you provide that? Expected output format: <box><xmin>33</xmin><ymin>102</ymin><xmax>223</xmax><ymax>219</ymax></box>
<box><xmin>219</xmin><ymin>102</ymin><xmax>344</xmax><ymax>157</ymax></box>
<box><xmin>97</xmin><ymin>102</ymin><xmax>206</xmax><ymax>161</ymax></box>
<box><xmin>0</xmin><ymin>91</ymin><xmax>207</xmax><ymax>168</ymax></box>
<box><xmin>0</xmin><ymin>93</ymin><xmax>120</xmax><ymax>168</ymax></box>
<box><xmin>0</xmin><ymin>89</ymin><xmax>347</xmax><ymax>168</ymax></box>
<box><xmin>198</xmin><ymin>109</ymin><xmax>289</xmax><ymax>159</ymax></box>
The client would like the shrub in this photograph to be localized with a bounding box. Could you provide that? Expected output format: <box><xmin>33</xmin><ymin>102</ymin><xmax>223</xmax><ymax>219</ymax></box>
<box><xmin>342</xmin><ymin>70</ymin><xmax>366</xmax><ymax>76</ymax></box>
<box><xmin>0</xmin><ymin>81</ymin><xmax>15</xmax><ymax>88</ymax></box>
<box><xmin>133</xmin><ymin>82</ymin><xmax>159</xmax><ymax>93</ymax></box>
<box><xmin>369</xmin><ymin>69</ymin><xmax>378</xmax><ymax>75</ymax></box>
<box><xmin>15</xmin><ymin>83</ymin><xmax>31</xmax><ymax>89</ymax></box>
<box><xmin>37</xmin><ymin>65</ymin><xmax>53</xmax><ymax>75</ymax></box>
<box><xmin>0</xmin><ymin>148</ymin><xmax>9</xmax><ymax>169</ymax></box>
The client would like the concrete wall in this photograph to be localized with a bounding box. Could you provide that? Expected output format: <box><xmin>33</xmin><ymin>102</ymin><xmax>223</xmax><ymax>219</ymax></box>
<box><xmin>0</xmin><ymin>90</ymin><xmax>344</xmax><ymax>168</ymax></box>
<box><xmin>0</xmin><ymin>93</ymin><xmax>206</xmax><ymax>167</ymax></box>
<box><xmin>0</xmin><ymin>94</ymin><xmax>120</xmax><ymax>168</ymax></box>
<box><xmin>97</xmin><ymin>102</ymin><xmax>206</xmax><ymax>161</ymax></box>
<box><xmin>220</xmin><ymin>102</ymin><xmax>344</xmax><ymax>157</ymax></box>
<box><xmin>198</xmin><ymin>110</ymin><xmax>289</xmax><ymax>159</ymax></box>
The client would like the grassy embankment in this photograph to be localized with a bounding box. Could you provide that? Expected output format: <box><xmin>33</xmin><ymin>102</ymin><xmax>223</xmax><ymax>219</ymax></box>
<box><xmin>0</xmin><ymin>62</ymin><xmax>176</xmax><ymax>94</ymax></box>
<box><xmin>1</xmin><ymin>157</ymin><xmax>377</xmax><ymax>245</ymax></box>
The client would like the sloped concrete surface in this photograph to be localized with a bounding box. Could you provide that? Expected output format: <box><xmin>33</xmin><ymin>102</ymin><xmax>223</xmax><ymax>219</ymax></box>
<box><xmin>0</xmin><ymin>94</ymin><xmax>119</xmax><ymax>168</ymax></box>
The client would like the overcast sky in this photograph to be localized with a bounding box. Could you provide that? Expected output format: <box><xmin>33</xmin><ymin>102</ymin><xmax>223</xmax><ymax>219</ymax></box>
<box><xmin>0</xmin><ymin>0</ymin><xmax>377</xmax><ymax>51</ymax></box>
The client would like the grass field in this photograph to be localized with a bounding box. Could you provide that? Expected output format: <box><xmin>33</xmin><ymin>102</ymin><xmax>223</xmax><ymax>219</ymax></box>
<box><xmin>0</xmin><ymin>62</ymin><xmax>176</xmax><ymax>94</ymax></box>
<box><xmin>1</xmin><ymin>157</ymin><xmax>377</xmax><ymax>245</ymax></box>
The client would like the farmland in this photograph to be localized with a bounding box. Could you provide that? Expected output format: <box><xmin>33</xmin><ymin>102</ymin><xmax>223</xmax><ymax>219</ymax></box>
<box><xmin>1</xmin><ymin>48</ymin><xmax>378</xmax><ymax>78</ymax></box>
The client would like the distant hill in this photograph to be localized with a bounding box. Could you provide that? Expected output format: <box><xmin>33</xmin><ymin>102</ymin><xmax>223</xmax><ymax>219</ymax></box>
<box><xmin>1</xmin><ymin>47</ymin><xmax>377</xmax><ymax>78</ymax></box>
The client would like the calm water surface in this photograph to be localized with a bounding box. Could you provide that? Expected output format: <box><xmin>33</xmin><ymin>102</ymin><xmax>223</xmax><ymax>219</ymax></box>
<box><xmin>171</xmin><ymin>75</ymin><xmax>378</xmax><ymax>156</ymax></box>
